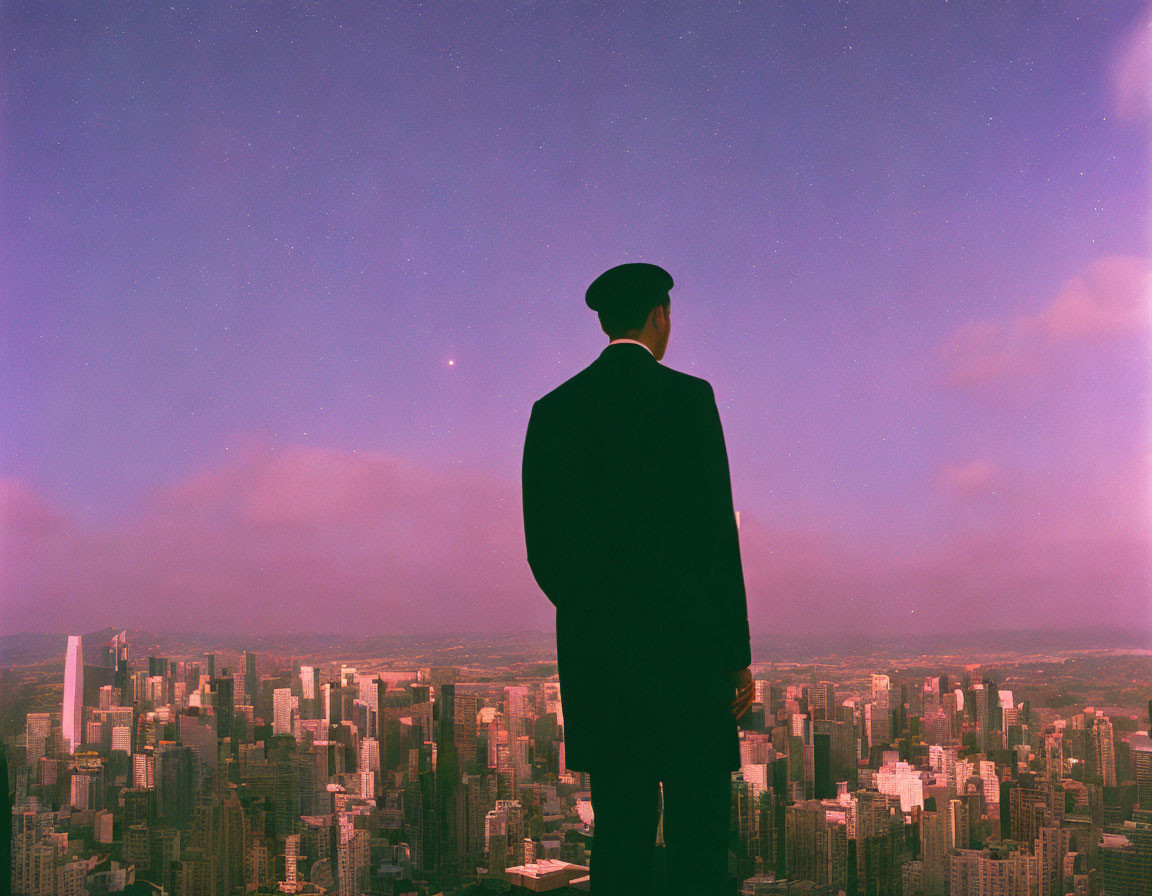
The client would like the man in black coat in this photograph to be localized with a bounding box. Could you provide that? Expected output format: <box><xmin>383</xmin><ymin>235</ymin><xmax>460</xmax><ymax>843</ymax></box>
<box><xmin>521</xmin><ymin>262</ymin><xmax>754</xmax><ymax>895</ymax></box>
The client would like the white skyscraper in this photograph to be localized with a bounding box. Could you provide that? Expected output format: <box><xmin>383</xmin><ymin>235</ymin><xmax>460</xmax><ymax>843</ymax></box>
<box><xmin>273</xmin><ymin>688</ymin><xmax>295</xmax><ymax>736</ymax></box>
<box><xmin>300</xmin><ymin>666</ymin><xmax>317</xmax><ymax>701</ymax></box>
<box><xmin>63</xmin><ymin>635</ymin><xmax>84</xmax><ymax>754</ymax></box>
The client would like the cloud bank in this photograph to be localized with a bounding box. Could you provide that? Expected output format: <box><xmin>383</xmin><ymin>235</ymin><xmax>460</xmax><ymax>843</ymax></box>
<box><xmin>3</xmin><ymin>440</ymin><xmax>1149</xmax><ymax>639</ymax></box>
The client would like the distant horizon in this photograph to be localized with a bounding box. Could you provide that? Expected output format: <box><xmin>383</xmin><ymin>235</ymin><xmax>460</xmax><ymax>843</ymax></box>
<box><xmin>5</xmin><ymin>623</ymin><xmax>1150</xmax><ymax>651</ymax></box>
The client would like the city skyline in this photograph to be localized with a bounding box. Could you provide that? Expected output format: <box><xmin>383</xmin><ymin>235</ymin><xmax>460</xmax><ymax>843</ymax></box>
<box><xmin>5</xmin><ymin>628</ymin><xmax>1151</xmax><ymax>894</ymax></box>
<box><xmin>3</xmin><ymin>1</ymin><xmax>1152</xmax><ymax>636</ymax></box>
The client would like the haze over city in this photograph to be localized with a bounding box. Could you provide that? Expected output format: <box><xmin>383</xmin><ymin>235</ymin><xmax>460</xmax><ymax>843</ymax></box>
<box><xmin>3</xmin><ymin>1</ymin><xmax>1152</xmax><ymax>637</ymax></box>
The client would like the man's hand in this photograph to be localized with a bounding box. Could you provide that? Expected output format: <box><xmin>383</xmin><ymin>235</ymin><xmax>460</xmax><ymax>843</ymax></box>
<box><xmin>729</xmin><ymin>666</ymin><xmax>754</xmax><ymax>720</ymax></box>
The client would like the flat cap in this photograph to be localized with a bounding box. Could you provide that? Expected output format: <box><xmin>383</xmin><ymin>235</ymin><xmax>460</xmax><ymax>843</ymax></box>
<box><xmin>585</xmin><ymin>262</ymin><xmax>674</xmax><ymax>313</ymax></box>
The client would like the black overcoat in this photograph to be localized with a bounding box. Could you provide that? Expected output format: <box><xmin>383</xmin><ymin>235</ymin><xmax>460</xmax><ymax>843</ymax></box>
<box><xmin>521</xmin><ymin>341</ymin><xmax>752</xmax><ymax>774</ymax></box>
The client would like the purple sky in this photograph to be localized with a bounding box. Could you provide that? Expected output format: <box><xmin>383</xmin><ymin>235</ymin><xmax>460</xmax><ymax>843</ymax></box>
<box><xmin>2</xmin><ymin>1</ymin><xmax>1151</xmax><ymax>639</ymax></box>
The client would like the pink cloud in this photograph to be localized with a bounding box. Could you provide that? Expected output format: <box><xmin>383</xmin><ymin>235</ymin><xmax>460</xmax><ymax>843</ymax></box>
<box><xmin>1</xmin><ymin>445</ymin><xmax>546</xmax><ymax>636</ymax></box>
<box><xmin>939</xmin><ymin>255</ymin><xmax>1149</xmax><ymax>387</ymax></box>
<box><xmin>1037</xmin><ymin>256</ymin><xmax>1150</xmax><ymax>342</ymax></box>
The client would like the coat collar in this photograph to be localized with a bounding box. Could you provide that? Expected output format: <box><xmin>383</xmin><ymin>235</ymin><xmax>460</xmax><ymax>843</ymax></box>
<box><xmin>598</xmin><ymin>341</ymin><xmax>658</xmax><ymax>364</ymax></box>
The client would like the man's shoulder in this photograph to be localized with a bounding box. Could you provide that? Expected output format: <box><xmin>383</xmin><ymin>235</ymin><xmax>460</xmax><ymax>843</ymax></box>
<box><xmin>534</xmin><ymin>358</ymin><xmax>713</xmax><ymax>414</ymax></box>
<box><xmin>659</xmin><ymin>363</ymin><xmax>714</xmax><ymax>398</ymax></box>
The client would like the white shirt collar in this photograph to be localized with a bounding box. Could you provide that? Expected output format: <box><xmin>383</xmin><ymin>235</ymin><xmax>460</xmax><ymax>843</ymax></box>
<box><xmin>607</xmin><ymin>338</ymin><xmax>655</xmax><ymax>358</ymax></box>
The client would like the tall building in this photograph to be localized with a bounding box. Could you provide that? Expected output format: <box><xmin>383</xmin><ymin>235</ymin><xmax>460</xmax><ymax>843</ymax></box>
<box><xmin>243</xmin><ymin>651</ymin><xmax>258</xmax><ymax>705</ymax></box>
<box><xmin>26</xmin><ymin>713</ymin><xmax>53</xmax><ymax>770</ymax></box>
<box><xmin>63</xmin><ymin>635</ymin><xmax>84</xmax><ymax>754</ymax></box>
<box><xmin>273</xmin><ymin>688</ymin><xmax>294</xmax><ymax>736</ymax></box>
<box><xmin>1132</xmin><ymin>732</ymin><xmax>1152</xmax><ymax>809</ymax></box>
<box><xmin>869</xmin><ymin>674</ymin><xmax>891</xmax><ymax>747</ymax></box>
<box><xmin>300</xmin><ymin>666</ymin><xmax>317</xmax><ymax>701</ymax></box>
<box><xmin>809</xmin><ymin>682</ymin><xmax>836</xmax><ymax>721</ymax></box>
<box><xmin>1093</xmin><ymin>716</ymin><xmax>1117</xmax><ymax>787</ymax></box>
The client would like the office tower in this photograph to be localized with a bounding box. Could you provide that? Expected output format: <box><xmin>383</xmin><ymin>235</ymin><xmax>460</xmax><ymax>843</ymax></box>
<box><xmin>299</xmin><ymin>665</ymin><xmax>319</xmax><ymax>717</ymax></box>
<box><xmin>107</xmin><ymin>630</ymin><xmax>129</xmax><ymax>692</ymax></box>
<box><xmin>70</xmin><ymin>772</ymin><xmax>94</xmax><ymax>810</ymax></box>
<box><xmin>454</xmin><ymin>692</ymin><xmax>479</xmax><ymax>769</ymax></box>
<box><xmin>273</xmin><ymin>688</ymin><xmax>294</xmax><ymax>736</ymax></box>
<box><xmin>243</xmin><ymin>651</ymin><xmax>257</xmax><ymax>705</ymax></box>
<box><xmin>211</xmin><ymin>676</ymin><xmax>235</xmax><ymax>743</ymax></box>
<box><xmin>360</xmin><ymin>737</ymin><xmax>381</xmax><ymax>778</ymax></box>
<box><xmin>111</xmin><ymin>725</ymin><xmax>132</xmax><ymax>755</ymax></box>
<box><xmin>865</xmin><ymin>701</ymin><xmax>888</xmax><ymax>750</ymax></box>
<box><xmin>156</xmin><ymin>745</ymin><xmax>195</xmax><ymax>826</ymax></box>
<box><xmin>809</xmin><ymin>682</ymin><xmax>836</xmax><ymax>721</ymax></box>
<box><xmin>1133</xmin><ymin>732</ymin><xmax>1152</xmax><ymax>808</ymax></box>
<box><xmin>433</xmin><ymin>681</ymin><xmax>466</xmax><ymax>883</ymax></box>
<box><xmin>133</xmin><ymin>751</ymin><xmax>155</xmax><ymax>788</ymax></box>
<box><xmin>1093</xmin><ymin>716</ymin><xmax>1117</xmax><ymax>787</ymax></box>
<box><xmin>946</xmin><ymin>798</ymin><xmax>969</xmax><ymax>850</ymax></box>
<box><xmin>232</xmin><ymin>670</ymin><xmax>247</xmax><ymax>707</ymax></box>
<box><xmin>923</xmin><ymin>676</ymin><xmax>943</xmax><ymax>710</ymax></box>
<box><xmin>504</xmin><ymin>686</ymin><xmax>533</xmax><ymax>744</ymax></box>
<box><xmin>813</xmin><ymin>732</ymin><xmax>833</xmax><ymax>799</ymax></box>
<box><xmin>869</xmin><ymin>674</ymin><xmax>891</xmax><ymax>747</ymax></box>
<box><xmin>322</xmin><ymin>682</ymin><xmax>342</xmax><ymax>727</ymax></box>
<box><xmin>978</xmin><ymin>759</ymin><xmax>999</xmax><ymax>807</ymax></box>
<box><xmin>25</xmin><ymin>713</ymin><xmax>53</xmax><ymax>770</ymax></box>
<box><xmin>63</xmin><ymin>635</ymin><xmax>84</xmax><ymax>754</ymax></box>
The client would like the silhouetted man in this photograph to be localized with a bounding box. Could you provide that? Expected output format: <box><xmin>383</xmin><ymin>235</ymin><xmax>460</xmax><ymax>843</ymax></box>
<box><xmin>522</xmin><ymin>263</ymin><xmax>753</xmax><ymax>896</ymax></box>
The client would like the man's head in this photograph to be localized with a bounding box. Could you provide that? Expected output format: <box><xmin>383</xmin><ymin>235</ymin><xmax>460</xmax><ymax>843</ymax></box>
<box><xmin>585</xmin><ymin>263</ymin><xmax>673</xmax><ymax>361</ymax></box>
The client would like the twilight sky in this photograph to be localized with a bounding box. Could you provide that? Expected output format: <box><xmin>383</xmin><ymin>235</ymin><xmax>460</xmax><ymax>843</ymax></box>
<box><xmin>2</xmin><ymin>1</ymin><xmax>1151</xmax><ymax>639</ymax></box>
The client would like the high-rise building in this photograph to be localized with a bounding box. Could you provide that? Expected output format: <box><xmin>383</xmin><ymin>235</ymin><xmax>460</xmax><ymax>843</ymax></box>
<box><xmin>298</xmin><ymin>666</ymin><xmax>316</xmax><ymax>701</ymax></box>
<box><xmin>1132</xmin><ymin>732</ymin><xmax>1152</xmax><ymax>809</ymax></box>
<box><xmin>243</xmin><ymin>651</ymin><xmax>257</xmax><ymax>705</ymax></box>
<box><xmin>1093</xmin><ymin>716</ymin><xmax>1117</xmax><ymax>787</ymax></box>
<box><xmin>869</xmin><ymin>674</ymin><xmax>891</xmax><ymax>747</ymax></box>
<box><xmin>63</xmin><ymin>635</ymin><xmax>84</xmax><ymax>754</ymax></box>
<box><xmin>809</xmin><ymin>682</ymin><xmax>836</xmax><ymax>721</ymax></box>
<box><xmin>26</xmin><ymin>713</ymin><xmax>53</xmax><ymax>770</ymax></box>
<box><xmin>70</xmin><ymin>772</ymin><xmax>93</xmax><ymax>809</ymax></box>
<box><xmin>274</xmin><ymin>688</ymin><xmax>295</xmax><ymax>736</ymax></box>
<box><xmin>111</xmin><ymin>725</ymin><xmax>132</xmax><ymax>755</ymax></box>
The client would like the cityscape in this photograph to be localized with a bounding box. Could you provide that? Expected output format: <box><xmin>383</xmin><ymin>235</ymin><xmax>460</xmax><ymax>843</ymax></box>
<box><xmin>3</xmin><ymin>628</ymin><xmax>1150</xmax><ymax>895</ymax></box>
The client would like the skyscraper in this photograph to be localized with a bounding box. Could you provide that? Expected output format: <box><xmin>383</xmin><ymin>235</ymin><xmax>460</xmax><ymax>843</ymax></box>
<box><xmin>869</xmin><ymin>674</ymin><xmax>892</xmax><ymax>747</ymax></box>
<box><xmin>1132</xmin><ymin>732</ymin><xmax>1152</xmax><ymax>809</ymax></box>
<box><xmin>274</xmin><ymin>688</ymin><xmax>295</xmax><ymax>736</ymax></box>
<box><xmin>1093</xmin><ymin>716</ymin><xmax>1117</xmax><ymax>787</ymax></box>
<box><xmin>63</xmin><ymin>635</ymin><xmax>84</xmax><ymax>754</ymax></box>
